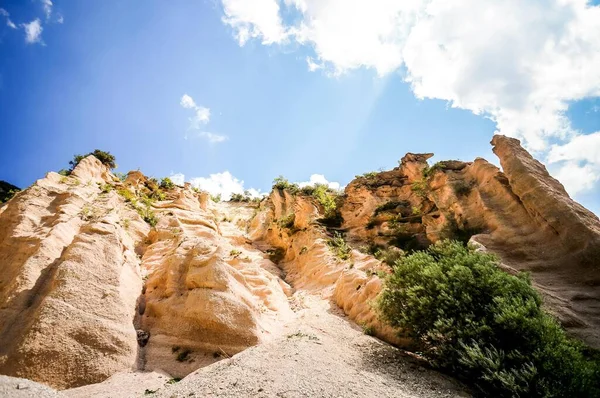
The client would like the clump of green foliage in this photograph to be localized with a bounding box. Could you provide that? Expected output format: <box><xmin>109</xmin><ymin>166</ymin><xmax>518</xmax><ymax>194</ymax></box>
<box><xmin>372</xmin><ymin>246</ymin><xmax>404</xmax><ymax>266</ymax></box>
<box><xmin>362</xmin><ymin>324</ymin><xmax>375</xmax><ymax>336</ymax></box>
<box><xmin>117</xmin><ymin>188</ymin><xmax>158</xmax><ymax>227</ymax></box>
<box><xmin>327</xmin><ymin>232</ymin><xmax>352</xmax><ymax>261</ymax></box>
<box><xmin>69</xmin><ymin>149</ymin><xmax>117</xmax><ymax>171</ymax></box>
<box><xmin>377</xmin><ymin>240</ymin><xmax>600</xmax><ymax>397</ymax></box>
<box><xmin>210</xmin><ymin>194</ymin><xmax>222</xmax><ymax>203</ymax></box>
<box><xmin>159</xmin><ymin>177</ymin><xmax>175</xmax><ymax>190</ymax></box>
<box><xmin>410</xmin><ymin>179</ymin><xmax>429</xmax><ymax>198</ymax></box>
<box><xmin>114</xmin><ymin>172</ymin><xmax>127</xmax><ymax>182</ymax></box>
<box><xmin>422</xmin><ymin>161</ymin><xmax>446</xmax><ymax>178</ymax></box>
<box><xmin>279</xmin><ymin>213</ymin><xmax>296</xmax><ymax>229</ymax></box>
<box><xmin>355</xmin><ymin>171</ymin><xmax>378</xmax><ymax>180</ymax></box>
<box><xmin>99</xmin><ymin>183</ymin><xmax>113</xmax><ymax>194</ymax></box>
<box><xmin>307</xmin><ymin>184</ymin><xmax>343</xmax><ymax>227</ymax></box>
<box><xmin>230</xmin><ymin>193</ymin><xmax>250</xmax><ymax>202</ymax></box>
<box><xmin>272</xmin><ymin>176</ymin><xmax>300</xmax><ymax>194</ymax></box>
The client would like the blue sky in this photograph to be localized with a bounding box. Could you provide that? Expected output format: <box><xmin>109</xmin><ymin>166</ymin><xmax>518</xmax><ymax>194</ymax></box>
<box><xmin>0</xmin><ymin>0</ymin><xmax>599</xmax><ymax>214</ymax></box>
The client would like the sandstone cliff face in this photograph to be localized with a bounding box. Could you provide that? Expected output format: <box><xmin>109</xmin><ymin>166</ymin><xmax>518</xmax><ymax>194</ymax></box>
<box><xmin>0</xmin><ymin>157</ymin><xmax>293</xmax><ymax>389</ymax></box>
<box><xmin>0</xmin><ymin>157</ymin><xmax>146</xmax><ymax>389</ymax></box>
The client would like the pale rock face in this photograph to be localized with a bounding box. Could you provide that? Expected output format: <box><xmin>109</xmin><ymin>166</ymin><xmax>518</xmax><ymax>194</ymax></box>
<box><xmin>0</xmin><ymin>157</ymin><xmax>293</xmax><ymax>389</ymax></box>
<box><xmin>0</xmin><ymin>158</ymin><xmax>147</xmax><ymax>389</ymax></box>
<box><xmin>137</xmin><ymin>190</ymin><xmax>293</xmax><ymax>378</ymax></box>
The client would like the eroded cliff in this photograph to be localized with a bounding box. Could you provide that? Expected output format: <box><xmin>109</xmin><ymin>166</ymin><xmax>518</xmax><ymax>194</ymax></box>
<box><xmin>0</xmin><ymin>134</ymin><xmax>599</xmax><ymax>394</ymax></box>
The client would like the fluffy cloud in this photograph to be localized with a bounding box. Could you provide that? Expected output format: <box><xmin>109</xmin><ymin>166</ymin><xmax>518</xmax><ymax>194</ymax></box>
<box><xmin>180</xmin><ymin>94</ymin><xmax>197</xmax><ymax>109</ymax></box>
<box><xmin>180</xmin><ymin>94</ymin><xmax>228</xmax><ymax>143</ymax></box>
<box><xmin>185</xmin><ymin>171</ymin><xmax>264</xmax><ymax>200</ymax></box>
<box><xmin>169</xmin><ymin>173</ymin><xmax>186</xmax><ymax>186</ymax></box>
<box><xmin>297</xmin><ymin>174</ymin><xmax>341</xmax><ymax>190</ymax></box>
<box><xmin>218</xmin><ymin>0</ymin><xmax>600</xmax><ymax>196</ymax></box>
<box><xmin>552</xmin><ymin>161</ymin><xmax>600</xmax><ymax>196</ymax></box>
<box><xmin>22</xmin><ymin>19</ymin><xmax>43</xmax><ymax>44</ymax></box>
<box><xmin>222</xmin><ymin>0</ymin><xmax>288</xmax><ymax>45</ymax></box>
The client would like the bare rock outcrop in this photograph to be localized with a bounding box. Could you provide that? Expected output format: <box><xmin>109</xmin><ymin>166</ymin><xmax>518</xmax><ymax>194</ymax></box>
<box><xmin>0</xmin><ymin>157</ymin><xmax>147</xmax><ymax>389</ymax></box>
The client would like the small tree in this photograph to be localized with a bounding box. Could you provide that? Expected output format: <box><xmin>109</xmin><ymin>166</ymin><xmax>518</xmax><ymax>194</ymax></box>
<box><xmin>69</xmin><ymin>149</ymin><xmax>117</xmax><ymax>171</ymax></box>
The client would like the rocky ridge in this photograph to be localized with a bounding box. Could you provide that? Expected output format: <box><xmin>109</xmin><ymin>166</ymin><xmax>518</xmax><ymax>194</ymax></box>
<box><xmin>0</xmin><ymin>134</ymin><xmax>598</xmax><ymax>395</ymax></box>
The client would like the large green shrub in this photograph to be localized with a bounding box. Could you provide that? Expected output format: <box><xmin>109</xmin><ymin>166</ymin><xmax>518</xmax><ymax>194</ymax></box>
<box><xmin>377</xmin><ymin>240</ymin><xmax>600</xmax><ymax>397</ymax></box>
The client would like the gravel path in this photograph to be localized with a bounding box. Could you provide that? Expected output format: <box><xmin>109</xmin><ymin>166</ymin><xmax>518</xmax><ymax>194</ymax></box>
<box><xmin>151</xmin><ymin>293</ymin><xmax>470</xmax><ymax>398</ymax></box>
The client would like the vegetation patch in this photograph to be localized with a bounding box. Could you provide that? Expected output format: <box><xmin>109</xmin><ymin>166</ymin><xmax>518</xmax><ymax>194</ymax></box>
<box><xmin>159</xmin><ymin>177</ymin><xmax>175</xmax><ymax>190</ymax></box>
<box><xmin>69</xmin><ymin>149</ymin><xmax>117</xmax><ymax>172</ymax></box>
<box><xmin>272</xmin><ymin>176</ymin><xmax>300</xmax><ymax>194</ymax></box>
<box><xmin>327</xmin><ymin>232</ymin><xmax>352</xmax><ymax>261</ymax></box>
<box><xmin>377</xmin><ymin>240</ymin><xmax>600</xmax><ymax>397</ymax></box>
<box><xmin>279</xmin><ymin>213</ymin><xmax>296</xmax><ymax>229</ymax></box>
<box><xmin>410</xmin><ymin>179</ymin><xmax>429</xmax><ymax>199</ymax></box>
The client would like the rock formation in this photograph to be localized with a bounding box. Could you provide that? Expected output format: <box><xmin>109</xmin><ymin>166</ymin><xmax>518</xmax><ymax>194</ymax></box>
<box><xmin>0</xmin><ymin>134</ymin><xmax>599</xmax><ymax>393</ymax></box>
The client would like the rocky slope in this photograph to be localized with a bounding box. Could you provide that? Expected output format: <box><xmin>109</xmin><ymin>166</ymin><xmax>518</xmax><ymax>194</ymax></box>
<box><xmin>0</xmin><ymin>134</ymin><xmax>599</xmax><ymax>395</ymax></box>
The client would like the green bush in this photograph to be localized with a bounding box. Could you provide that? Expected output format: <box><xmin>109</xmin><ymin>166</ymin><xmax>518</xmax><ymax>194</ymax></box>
<box><xmin>327</xmin><ymin>232</ymin><xmax>352</xmax><ymax>261</ymax></box>
<box><xmin>377</xmin><ymin>240</ymin><xmax>600</xmax><ymax>397</ymax></box>
<box><xmin>160</xmin><ymin>177</ymin><xmax>175</xmax><ymax>190</ymax></box>
<box><xmin>69</xmin><ymin>149</ymin><xmax>117</xmax><ymax>170</ymax></box>
<box><xmin>272</xmin><ymin>176</ymin><xmax>299</xmax><ymax>194</ymax></box>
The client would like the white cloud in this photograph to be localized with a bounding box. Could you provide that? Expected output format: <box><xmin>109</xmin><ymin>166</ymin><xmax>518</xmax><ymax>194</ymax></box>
<box><xmin>0</xmin><ymin>8</ymin><xmax>17</xmax><ymax>29</ymax></box>
<box><xmin>297</xmin><ymin>174</ymin><xmax>342</xmax><ymax>190</ymax></box>
<box><xmin>169</xmin><ymin>173</ymin><xmax>185</xmax><ymax>186</ymax></box>
<box><xmin>186</xmin><ymin>171</ymin><xmax>263</xmax><ymax>200</ymax></box>
<box><xmin>180</xmin><ymin>94</ymin><xmax>213</xmax><ymax>131</ymax></box>
<box><xmin>191</xmin><ymin>107</ymin><xmax>211</xmax><ymax>127</ymax></box>
<box><xmin>218</xmin><ymin>0</ymin><xmax>600</xmax><ymax>195</ymax></box>
<box><xmin>41</xmin><ymin>0</ymin><xmax>53</xmax><ymax>20</ymax></box>
<box><xmin>180</xmin><ymin>94</ymin><xmax>197</xmax><ymax>109</ymax></box>
<box><xmin>553</xmin><ymin>161</ymin><xmax>600</xmax><ymax>196</ymax></box>
<box><xmin>56</xmin><ymin>14</ymin><xmax>64</xmax><ymax>24</ymax></box>
<box><xmin>548</xmin><ymin>132</ymin><xmax>600</xmax><ymax>165</ymax></box>
<box><xmin>22</xmin><ymin>19</ymin><xmax>43</xmax><ymax>44</ymax></box>
<box><xmin>221</xmin><ymin>0</ymin><xmax>288</xmax><ymax>45</ymax></box>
